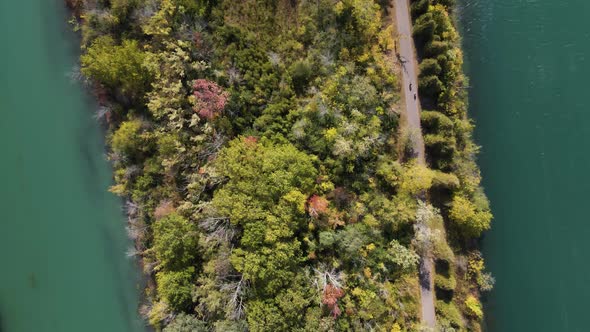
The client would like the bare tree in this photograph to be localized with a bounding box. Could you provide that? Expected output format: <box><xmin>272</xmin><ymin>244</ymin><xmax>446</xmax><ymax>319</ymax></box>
<box><xmin>125</xmin><ymin>223</ymin><xmax>147</xmax><ymax>241</ymax></box>
<box><xmin>313</xmin><ymin>266</ymin><xmax>345</xmax><ymax>292</ymax></box>
<box><xmin>199</xmin><ymin>131</ymin><xmax>226</xmax><ymax>161</ymax></box>
<box><xmin>292</xmin><ymin>118</ymin><xmax>308</xmax><ymax>140</ymax></box>
<box><xmin>227</xmin><ymin>66</ymin><xmax>242</xmax><ymax>85</ymax></box>
<box><xmin>93</xmin><ymin>105</ymin><xmax>111</xmax><ymax>121</ymax></box>
<box><xmin>221</xmin><ymin>275</ymin><xmax>249</xmax><ymax>320</ymax></box>
<box><xmin>199</xmin><ymin>217</ymin><xmax>235</xmax><ymax>244</ymax></box>
<box><xmin>125</xmin><ymin>199</ymin><xmax>140</xmax><ymax>217</ymax></box>
<box><xmin>268</xmin><ymin>51</ymin><xmax>282</xmax><ymax>66</ymax></box>
<box><xmin>126</xmin><ymin>246</ymin><xmax>140</xmax><ymax>258</ymax></box>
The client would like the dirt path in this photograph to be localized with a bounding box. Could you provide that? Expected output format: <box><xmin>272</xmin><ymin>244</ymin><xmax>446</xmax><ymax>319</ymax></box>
<box><xmin>394</xmin><ymin>0</ymin><xmax>425</xmax><ymax>161</ymax></box>
<box><xmin>392</xmin><ymin>0</ymin><xmax>436</xmax><ymax>328</ymax></box>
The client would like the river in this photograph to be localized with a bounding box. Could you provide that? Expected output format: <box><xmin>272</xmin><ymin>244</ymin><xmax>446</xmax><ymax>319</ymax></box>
<box><xmin>0</xmin><ymin>2</ymin><xmax>143</xmax><ymax>331</ymax></box>
<box><xmin>459</xmin><ymin>0</ymin><xmax>590</xmax><ymax>331</ymax></box>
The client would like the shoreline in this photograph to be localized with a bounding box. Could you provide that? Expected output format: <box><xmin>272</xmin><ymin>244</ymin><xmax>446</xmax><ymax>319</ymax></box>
<box><xmin>407</xmin><ymin>0</ymin><xmax>494</xmax><ymax>330</ymax></box>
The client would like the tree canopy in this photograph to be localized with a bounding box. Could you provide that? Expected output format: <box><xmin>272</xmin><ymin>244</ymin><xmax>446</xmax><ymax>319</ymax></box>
<box><xmin>72</xmin><ymin>0</ymin><xmax>492</xmax><ymax>329</ymax></box>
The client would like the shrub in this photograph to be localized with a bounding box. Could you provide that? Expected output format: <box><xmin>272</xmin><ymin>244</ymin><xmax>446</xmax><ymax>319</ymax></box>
<box><xmin>148</xmin><ymin>301</ymin><xmax>169</xmax><ymax>328</ymax></box>
<box><xmin>434</xmin><ymin>273</ymin><xmax>456</xmax><ymax>291</ymax></box>
<box><xmin>436</xmin><ymin>300</ymin><xmax>464</xmax><ymax>329</ymax></box>
<box><xmin>464</xmin><ymin>295</ymin><xmax>483</xmax><ymax>319</ymax></box>
<box><xmin>432</xmin><ymin>171</ymin><xmax>460</xmax><ymax>190</ymax></box>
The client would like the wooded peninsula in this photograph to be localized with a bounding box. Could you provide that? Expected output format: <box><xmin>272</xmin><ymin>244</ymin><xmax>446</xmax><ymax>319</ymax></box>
<box><xmin>67</xmin><ymin>0</ymin><xmax>493</xmax><ymax>330</ymax></box>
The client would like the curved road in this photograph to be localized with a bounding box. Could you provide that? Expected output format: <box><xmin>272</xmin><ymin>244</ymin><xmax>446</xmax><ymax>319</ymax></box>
<box><xmin>393</xmin><ymin>0</ymin><xmax>435</xmax><ymax>328</ymax></box>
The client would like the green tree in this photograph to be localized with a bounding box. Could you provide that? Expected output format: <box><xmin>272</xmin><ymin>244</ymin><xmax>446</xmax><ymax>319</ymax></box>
<box><xmin>432</xmin><ymin>171</ymin><xmax>460</xmax><ymax>189</ymax></box>
<box><xmin>421</xmin><ymin>110</ymin><xmax>454</xmax><ymax>134</ymax></box>
<box><xmin>376</xmin><ymin>158</ymin><xmax>403</xmax><ymax>188</ymax></box>
<box><xmin>164</xmin><ymin>313</ymin><xmax>208</xmax><ymax>332</ymax></box>
<box><xmin>110</xmin><ymin>0</ymin><xmax>141</xmax><ymax>24</ymax></box>
<box><xmin>464</xmin><ymin>295</ymin><xmax>483</xmax><ymax>319</ymax></box>
<box><xmin>413</xmin><ymin>13</ymin><xmax>435</xmax><ymax>44</ymax></box>
<box><xmin>425</xmin><ymin>40</ymin><xmax>452</xmax><ymax>58</ymax></box>
<box><xmin>449</xmin><ymin>195</ymin><xmax>492</xmax><ymax>237</ymax></box>
<box><xmin>418</xmin><ymin>75</ymin><xmax>444</xmax><ymax>100</ymax></box>
<box><xmin>334</xmin><ymin>223</ymin><xmax>371</xmax><ymax>266</ymax></box>
<box><xmin>81</xmin><ymin>36</ymin><xmax>152</xmax><ymax>98</ymax></box>
<box><xmin>212</xmin><ymin>137</ymin><xmax>317</xmax><ymax>294</ymax></box>
<box><xmin>246</xmin><ymin>300</ymin><xmax>289</xmax><ymax>332</ymax></box>
<box><xmin>230</xmin><ymin>240</ymin><xmax>302</xmax><ymax>294</ymax></box>
<box><xmin>290</xmin><ymin>59</ymin><xmax>313</xmax><ymax>95</ymax></box>
<box><xmin>212</xmin><ymin>137</ymin><xmax>317</xmax><ymax>215</ymax></box>
<box><xmin>111</xmin><ymin>119</ymin><xmax>145</xmax><ymax>157</ymax></box>
<box><xmin>400</xmin><ymin>162</ymin><xmax>435</xmax><ymax>196</ymax></box>
<box><xmin>419</xmin><ymin>58</ymin><xmax>442</xmax><ymax>77</ymax></box>
<box><xmin>152</xmin><ymin>213</ymin><xmax>198</xmax><ymax>271</ymax></box>
<box><xmin>410</xmin><ymin>0</ymin><xmax>430</xmax><ymax>18</ymax></box>
<box><xmin>388</xmin><ymin>240</ymin><xmax>420</xmax><ymax>271</ymax></box>
<box><xmin>213</xmin><ymin>320</ymin><xmax>248</xmax><ymax>332</ymax></box>
<box><xmin>156</xmin><ymin>268</ymin><xmax>195</xmax><ymax>311</ymax></box>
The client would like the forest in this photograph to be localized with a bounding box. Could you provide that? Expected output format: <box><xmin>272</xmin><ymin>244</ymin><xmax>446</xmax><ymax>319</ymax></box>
<box><xmin>67</xmin><ymin>0</ymin><xmax>492</xmax><ymax>330</ymax></box>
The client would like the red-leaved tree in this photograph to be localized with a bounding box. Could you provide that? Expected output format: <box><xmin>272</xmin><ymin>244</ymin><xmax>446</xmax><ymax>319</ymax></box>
<box><xmin>322</xmin><ymin>284</ymin><xmax>345</xmax><ymax>318</ymax></box>
<box><xmin>244</xmin><ymin>136</ymin><xmax>258</xmax><ymax>145</ymax></box>
<box><xmin>307</xmin><ymin>195</ymin><xmax>329</xmax><ymax>218</ymax></box>
<box><xmin>193</xmin><ymin>31</ymin><xmax>203</xmax><ymax>49</ymax></box>
<box><xmin>193</xmin><ymin>79</ymin><xmax>228</xmax><ymax>120</ymax></box>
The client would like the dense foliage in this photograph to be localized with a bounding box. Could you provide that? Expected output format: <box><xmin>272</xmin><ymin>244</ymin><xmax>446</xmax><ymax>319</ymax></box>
<box><xmin>410</xmin><ymin>0</ymin><xmax>493</xmax><ymax>330</ymax></box>
<box><xmin>69</xmin><ymin>0</ymin><xmax>492</xmax><ymax>330</ymax></box>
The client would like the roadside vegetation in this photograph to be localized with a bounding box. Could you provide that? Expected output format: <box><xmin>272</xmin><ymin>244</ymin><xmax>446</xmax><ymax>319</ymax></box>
<box><xmin>67</xmin><ymin>0</ymin><xmax>492</xmax><ymax>330</ymax></box>
<box><xmin>411</xmin><ymin>0</ymin><xmax>493</xmax><ymax>330</ymax></box>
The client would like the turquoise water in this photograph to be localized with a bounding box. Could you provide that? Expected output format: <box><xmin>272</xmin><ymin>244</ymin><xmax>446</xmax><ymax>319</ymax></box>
<box><xmin>0</xmin><ymin>2</ymin><xmax>143</xmax><ymax>331</ymax></box>
<box><xmin>460</xmin><ymin>0</ymin><xmax>590</xmax><ymax>331</ymax></box>
<box><xmin>3</xmin><ymin>0</ymin><xmax>590</xmax><ymax>331</ymax></box>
